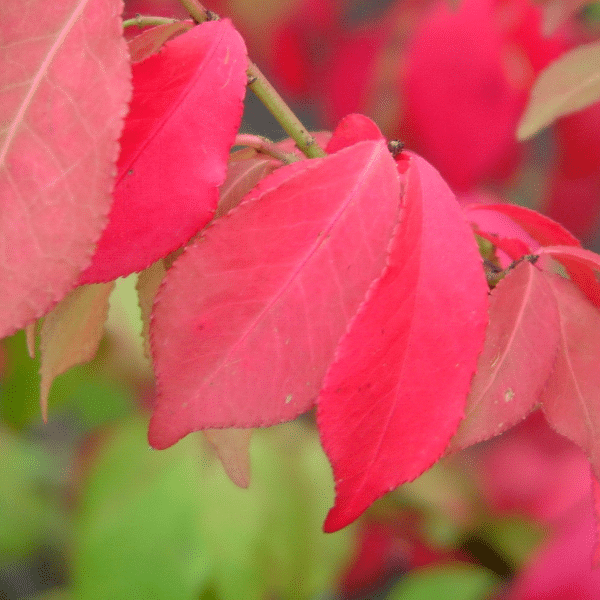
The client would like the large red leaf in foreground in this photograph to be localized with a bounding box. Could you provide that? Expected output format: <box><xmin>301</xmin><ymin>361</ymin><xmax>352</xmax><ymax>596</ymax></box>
<box><xmin>148</xmin><ymin>140</ymin><xmax>401</xmax><ymax>450</ymax></box>
<box><xmin>450</xmin><ymin>262</ymin><xmax>560</xmax><ymax>450</ymax></box>
<box><xmin>0</xmin><ymin>0</ymin><xmax>130</xmax><ymax>338</ymax></box>
<box><xmin>79</xmin><ymin>20</ymin><xmax>247</xmax><ymax>284</ymax></box>
<box><xmin>318</xmin><ymin>153</ymin><xmax>489</xmax><ymax>532</ymax></box>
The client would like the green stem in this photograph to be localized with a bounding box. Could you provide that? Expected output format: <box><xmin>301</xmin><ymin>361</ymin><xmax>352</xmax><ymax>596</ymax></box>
<box><xmin>176</xmin><ymin>0</ymin><xmax>211</xmax><ymax>23</ymax></box>
<box><xmin>246</xmin><ymin>64</ymin><xmax>326</xmax><ymax>159</ymax></box>
<box><xmin>122</xmin><ymin>15</ymin><xmax>177</xmax><ymax>29</ymax></box>
<box><xmin>176</xmin><ymin>0</ymin><xmax>326</xmax><ymax>160</ymax></box>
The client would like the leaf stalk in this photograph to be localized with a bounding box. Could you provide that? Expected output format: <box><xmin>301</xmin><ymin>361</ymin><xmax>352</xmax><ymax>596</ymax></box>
<box><xmin>122</xmin><ymin>15</ymin><xmax>177</xmax><ymax>29</ymax></box>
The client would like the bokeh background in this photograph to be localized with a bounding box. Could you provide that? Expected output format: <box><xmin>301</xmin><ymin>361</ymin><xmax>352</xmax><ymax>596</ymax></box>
<box><xmin>3</xmin><ymin>0</ymin><xmax>600</xmax><ymax>598</ymax></box>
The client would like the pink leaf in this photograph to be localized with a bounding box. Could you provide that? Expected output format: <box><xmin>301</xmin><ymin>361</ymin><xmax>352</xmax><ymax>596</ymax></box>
<box><xmin>79</xmin><ymin>20</ymin><xmax>247</xmax><ymax>284</ymax></box>
<box><xmin>474</xmin><ymin>411</ymin><xmax>592</xmax><ymax>524</ymax></box>
<box><xmin>539</xmin><ymin>270</ymin><xmax>600</xmax><ymax>478</ymax></box>
<box><xmin>317</xmin><ymin>152</ymin><xmax>489</xmax><ymax>532</ymax></box>
<box><xmin>0</xmin><ymin>0</ymin><xmax>130</xmax><ymax>338</ymax></box>
<box><xmin>472</xmin><ymin>229</ymin><xmax>532</xmax><ymax>262</ymax></box>
<box><xmin>148</xmin><ymin>140</ymin><xmax>401</xmax><ymax>449</ymax></box>
<box><xmin>326</xmin><ymin>114</ymin><xmax>385</xmax><ymax>154</ymax></box>
<box><xmin>403</xmin><ymin>0</ymin><xmax>525</xmax><ymax>190</ymax></box>
<box><xmin>506</xmin><ymin>500</ymin><xmax>600</xmax><ymax>599</ymax></box>
<box><xmin>539</xmin><ymin>245</ymin><xmax>600</xmax><ymax>307</ymax></box>
<box><xmin>449</xmin><ymin>262</ymin><xmax>560</xmax><ymax>450</ymax></box>
<box><xmin>469</xmin><ymin>203</ymin><xmax>581</xmax><ymax>247</ymax></box>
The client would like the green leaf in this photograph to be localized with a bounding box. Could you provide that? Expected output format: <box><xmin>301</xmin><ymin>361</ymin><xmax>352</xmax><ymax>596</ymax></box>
<box><xmin>0</xmin><ymin>330</ymin><xmax>131</xmax><ymax>429</ymax></box>
<box><xmin>1</xmin><ymin>330</ymin><xmax>44</xmax><ymax>428</ymax></box>
<box><xmin>198</xmin><ymin>422</ymin><xmax>352</xmax><ymax>600</ymax></box>
<box><xmin>477</xmin><ymin>516</ymin><xmax>546</xmax><ymax>569</ymax></box>
<box><xmin>71</xmin><ymin>416</ymin><xmax>352</xmax><ymax>600</ymax></box>
<box><xmin>387</xmin><ymin>564</ymin><xmax>499</xmax><ymax>600</ymax></box>
<box><xmin>0</xmin><ymin>427</ymin><xmax>62</xmax><ymax>561</ymax></box>
<box><xmin>517</xmin><ymin>40</ymin><xmax>600</xmax><ymax>140</ymax></box>
<box><xmin>72</xmin><ymin>416</ymin><xmax>212</xmax><ymax>599</ymax></box>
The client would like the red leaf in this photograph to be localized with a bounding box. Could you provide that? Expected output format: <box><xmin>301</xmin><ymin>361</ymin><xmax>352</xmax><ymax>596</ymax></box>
<box><xmin>593</xmin><ymin>475</ymin><xmax>600</xmax><ymax>566</ymax></box>
<box><xmin>148</xmin><ymin>140</ymin><xmax>401</xmax><ymax>449</ymax></box>
<box><xmin>402</xmin><ymin>0</ymin><xmax>525</xmax><ymax>190</ymax></box>
<box><xmin>472</xmin><ymin>229</ymin><xmax>532</xmax><ymax>262</ymax></box>
<box><xmin>539</xmin><ymin>270</ymin><xmax>600</xmax><ymax>478</ymax></box>
<box><xmin>79</xmin><ymin>21</ymin><xmax>247</xmax><ymax>284</ymax></box>
<box><xmin>322</xmin><ymin>19</ymin><xmax>393</xmax><ymax>128</ymax></box>
<box><xmin>539</xmin><ymin>245</ymin><xmax>600</xmax><ymax>307</ymax></box>
<box><xmin>449</xmin><ymin>262</ymin><xmax>560</xmax><ymax>450</ymax></box>
<box><xmin>463</xmin><ymin>203</ymin><xmax>539</xmax><ymax>267</ymax></box>
<box><xmin>0</xmin><ymin>0</ymin><xmax>130</xmax><ymax>338</ymax></box>
<box><xmin>554</xmin><ymin>102</ymin><xmax>600</xmax><ymax>179</ymax></box>
<box><xmin>469</xmin><ymin>203</ymin><xmax>581</xmax><ymax>247</ymax></box>
<box><xmin>544</xmin><ymin>168</ymin><xmax>600</xmax><ymax>242</ymax></box>
<box><xmin>474</xmin><ymin>209</ymin><xmax>600</xmax><ymax>307</ymax></box>
<box><xmin>317</xmin><ymin>152</ymin><xmax>489</xmax><ymax>532</ymax></box>
<box><xmin>326</xmin><ymin>114</ymin><xmax>385</xmax><ymax>154</ymax></box>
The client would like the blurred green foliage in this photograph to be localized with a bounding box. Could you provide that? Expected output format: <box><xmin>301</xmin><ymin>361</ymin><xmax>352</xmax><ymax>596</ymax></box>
<box><xmin>387</xmin><ymin>564</ymin><xmax>499</xmax><ymax>600</ymax></box>
<box><xmin>72</xmin><ymin>417</ymin><xmax>351</xmax><ymax>600</ymax></box>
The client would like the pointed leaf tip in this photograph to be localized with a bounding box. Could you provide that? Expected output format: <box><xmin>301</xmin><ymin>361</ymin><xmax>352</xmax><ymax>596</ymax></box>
<box><xmin>203</xmin><ymin>429</ymin><xmax>253</xmax><ymax>488</ymax></box>
<box><xmin>319</xmin><ymin>153</ymin><xmax>489</xmax><ymax>532</ymax></box>
<box><xmin>39</xmin><ymin>282</ymin><xmax>114</xmax><ymax>422</ymax></box>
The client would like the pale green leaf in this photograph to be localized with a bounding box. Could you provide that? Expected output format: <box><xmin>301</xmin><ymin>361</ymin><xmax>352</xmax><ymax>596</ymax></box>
<box><xmin>388</xmin><ymin>564</ymin><xmax>499</xmax><ymax>600</ymax></box>
<box><xmin>517</xmin><ymin>40</ymin><xmax>600</xmax><ymax>140</ymax></box>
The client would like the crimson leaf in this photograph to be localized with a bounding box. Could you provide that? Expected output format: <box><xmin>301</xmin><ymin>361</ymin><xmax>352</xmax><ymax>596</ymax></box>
<box><xmin>317</xmin><ymin>152</ymin><xmax>489</xmax><ymax>532</ymax></box>
<box><xmin>79</xmin><ymin>20</ymin><xmax>247</xmax><ymax>284</ymax></box>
